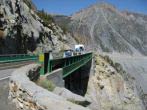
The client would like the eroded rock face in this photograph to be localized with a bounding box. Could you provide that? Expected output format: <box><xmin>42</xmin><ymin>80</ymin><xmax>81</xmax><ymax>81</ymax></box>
<box><xmin>69</xmin><ymin>3</ymin><xmax>147</xmax><ymax>55</ymax></box>
<box><xmin>106</xmin><ymin>54</ymin><xmax>147</xmax><ymax>110</ymax></box>
<box><xmin>86</xmin><ymin>55</ymin><xmax>145</xmax><ymax>110</ymax></box>
<box><xmin>0</xmin><ymin>0</ymin><xmax>76</xmax><ymax>54</ymax></box>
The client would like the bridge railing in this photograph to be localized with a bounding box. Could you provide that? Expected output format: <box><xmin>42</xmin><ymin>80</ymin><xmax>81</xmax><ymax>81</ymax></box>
<box><xmin>62</xmin><ymin>53</ymin><xmax>92</xmax><ymax>78</ymax></box>
<box><xmin>42</xmin><ymin>52</ymin><xmax>92</xmax><ymax>76</ymax></box>
<box><xmin>0</xmin><ymin>54</ymin><xmax>38</xmax><ymax>63</ymax></box>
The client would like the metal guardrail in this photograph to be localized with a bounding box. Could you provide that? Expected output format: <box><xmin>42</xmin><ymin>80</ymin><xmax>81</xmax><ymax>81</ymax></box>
<box><xmin>63</xmin><ymin>53</ymin><xmax>92</xmax><ymax>78</ymax></box>
<box><xmin>0</xmin><ymin>54</ymin><xmax>38</xmax><ymax>63</ymax></box>
<box><xmin>45</xmin><ymin>53</ymin><xmax>92</xmax><ymax>77</ymax></box>
<box><xmin>0</xmin><ymin>53</ymin><xmax>92</xmax><ymax>78</ymax></box>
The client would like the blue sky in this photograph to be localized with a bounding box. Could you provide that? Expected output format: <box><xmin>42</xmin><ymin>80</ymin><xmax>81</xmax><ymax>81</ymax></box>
<box><xmin>32</xmin><ymin>0</ymin><xmax>147</xmax><ymax>15</ymax></box>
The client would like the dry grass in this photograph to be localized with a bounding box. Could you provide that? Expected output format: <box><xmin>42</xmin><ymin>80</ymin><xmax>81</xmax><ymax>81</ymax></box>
<box><xmin>36</xmin><ymin>79</ymin><xmax>55</xmax><ymax>91</ymax></box>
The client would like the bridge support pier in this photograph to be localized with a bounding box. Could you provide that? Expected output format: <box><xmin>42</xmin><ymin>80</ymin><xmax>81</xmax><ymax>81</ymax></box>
<box><xmin>64</xmin><ymin>59</ymin><xmax>92</xmax><ymax>96</ymax></box>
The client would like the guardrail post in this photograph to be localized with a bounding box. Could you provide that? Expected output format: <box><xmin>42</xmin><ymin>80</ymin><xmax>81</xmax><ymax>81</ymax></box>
<box><xmin>44</xmin><ymin>52</ymin><xmax>49</xmax><ymax>74</ymax></box>
<box><xmin>48</xmin><ymin>50</ymin><xmax>53</xmax><ymax>73</ymax></box>
<box><xmin>39</xmin><ymin>53</ymin><xmax>45</xmax><ymax>75</ymax></box>
<box><xmin>39</xmin><ymin>51</ymin><xmax>52</xmax><ymax>75</ymax></box>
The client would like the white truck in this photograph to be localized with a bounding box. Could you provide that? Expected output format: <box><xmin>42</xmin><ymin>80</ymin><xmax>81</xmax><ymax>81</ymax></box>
<box><xmin>75</xmin><ymin>44</ymin><xmax>85</xmax><ymax>55</ymax></box>
<box><xmin>63</xmin><ymin>44</ymin><xmax>85</xmax><ymax>58</ymax></box>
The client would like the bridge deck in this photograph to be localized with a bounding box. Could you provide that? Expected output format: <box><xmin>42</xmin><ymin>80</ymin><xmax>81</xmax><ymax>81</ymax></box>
<box><xmin>0</xmin><ymin>53</ymin><xmax>93</xmax><ymax>78</ymax></box>
<box><xmin>41</xmin><ymin>52</ymin><xmax>92</xmax><ymax>77</ymax></box>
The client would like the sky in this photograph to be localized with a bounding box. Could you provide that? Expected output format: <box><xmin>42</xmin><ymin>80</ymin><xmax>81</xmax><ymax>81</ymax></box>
<box><xmin>32</xmin><ymin>0</ymin><xmax>147</xmax><ymax>15</ymax></box>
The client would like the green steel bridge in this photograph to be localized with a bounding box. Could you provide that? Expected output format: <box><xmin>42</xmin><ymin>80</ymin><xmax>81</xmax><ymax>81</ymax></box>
<box><xmin>0</xmin><ymin>52</ymin><xmax>92</xmax><ymax>78</ymax></box>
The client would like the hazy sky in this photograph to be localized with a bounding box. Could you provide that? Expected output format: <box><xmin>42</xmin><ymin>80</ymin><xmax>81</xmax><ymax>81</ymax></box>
<box><xmin>32</xmin><ymin>0</ymin><xmax>147</xmax><ymax>15</ymax></box>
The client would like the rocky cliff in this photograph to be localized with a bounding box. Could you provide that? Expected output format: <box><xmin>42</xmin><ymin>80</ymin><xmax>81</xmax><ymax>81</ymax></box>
<box><xmin>0</xmin><ymin>0</ymin><xmax>76</xmax><ymax>54</ymax></box>
<box><xmin>69</xmin><ymin>3</ymin><xmax>147</xmax><ymax>55</ymax></box>
<box><xmin>86</xmin><ymin>54</ymin><xmax>145</xmax><ymax>110</ymax></box>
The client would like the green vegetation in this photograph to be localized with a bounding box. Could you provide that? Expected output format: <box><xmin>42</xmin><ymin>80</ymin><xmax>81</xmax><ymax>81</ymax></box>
<box><xmin>37</xmin><ymin>10</ymin><xmax>68</xmax><ymax>33</ymax></box>
<box><xmin>37</xmin><ymin>79</ymin><xmax>55</xmax><ymax>91</ymax></box>
<box><xmin>60</xmin><ymin>25</ymin><xmax>68</xmax><ymax>34</ymax></box>
<box><xmin>67</xmin><ymin>99</ymin><xmax>90</xmax><ymax>107</ymax></box>
<box><xmin>95</xmin><ymin>57</ymin><xmax>100</xmax><ymax>65</ymax></box>
<box><xmin>37</xmin><ymin>10</ymin><xmax>54</xmax><ymax>26</ymax></box>
<box><xmin>23</xmin><ymin>0</ymin><xmax>32</xmax><ymax>9</ymax></box>
<box><xmin>103</xmin><ymin>55</ymin><xmax>115</xmax><ymax>67</ymax></box>
<box><xmin>101</xmin><ymin>55</ymin><xmax>129</xmax><ymax>80</ymax></box>
<box><xmin>67</xmin><ymin>99</ymin><xmax>81</xmax><ymax>105</ymax></box>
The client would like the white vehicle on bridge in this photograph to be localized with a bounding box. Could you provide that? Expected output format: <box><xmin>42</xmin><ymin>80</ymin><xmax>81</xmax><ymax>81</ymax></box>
<box><xmin>63</xmin><ymin>49</ymin><xmax>74</xmax><ymax>58</ymax></box>
<box><xmin>75</xmin><ymin>44</ymin><xmax>85</xmax><ymax>55</ymax></box>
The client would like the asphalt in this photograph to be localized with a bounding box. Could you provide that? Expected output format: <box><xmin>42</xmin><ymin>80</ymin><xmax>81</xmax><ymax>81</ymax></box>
<box><xmin>0</xmin><ymin>69</ymin><xmax>15</xmax><ymax>80</ymax></box>
<box><xmin>0</xmin><ymin>79</ymin><xmax>16</xmax><ymax>110</ymax></box>
<box><xmin>0</xmin><ymin>62</ymin><xmax>34</xmax><ymax>110</ymax></box>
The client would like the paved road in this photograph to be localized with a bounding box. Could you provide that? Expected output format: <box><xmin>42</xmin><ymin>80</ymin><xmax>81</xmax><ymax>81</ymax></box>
<box><xmin>0</xmin><ymin>78</ymin><xmax>16</xmax><ymax>110</ymax></box>
<box><xmin>0</xmin><ymin>61</ymin><xmax>35</xmax><ymax>110</ymax></box>
<box><xmin>0</xmin><ymin>69</ymin><xmax>15</xmax><ymax>80</ymax></box>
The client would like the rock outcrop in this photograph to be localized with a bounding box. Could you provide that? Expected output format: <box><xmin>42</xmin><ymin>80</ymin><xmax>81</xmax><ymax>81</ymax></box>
<box><xmin>0</xmin><ymin>0</ymin><xmax>76</xmax><ymax>54</ymax></box>
<box><xmin>106</xmin><ymin>53</ymin><xmax>147</xmax><ymax>110</ymax></box>
<box><xmin>86</xmin><ymin>54</ymin><xmax>145</xmax><ymax>110</ymax></box>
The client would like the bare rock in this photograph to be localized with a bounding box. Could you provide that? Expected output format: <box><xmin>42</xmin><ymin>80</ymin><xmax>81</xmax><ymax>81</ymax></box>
<box><xmin>53</xmin><ymin>87</ymin><xmax>91</xmax><ymax>105</ymax></box>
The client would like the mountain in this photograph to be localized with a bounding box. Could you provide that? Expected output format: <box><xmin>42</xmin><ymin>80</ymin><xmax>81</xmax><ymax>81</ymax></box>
<box><xmin>0</xmin><ymin>1</ymin><xmax>146</xmax><ymax>109</ymax></box>
<box><xmin>0</xmin><ymin>0</ymin><xmax>76</xmax><ymax>54</ymax></box>
<box><xmin>53</xmin><ymin>15</ymin><xmax>71</xmax><ymax>32</ymax></box>
<box><xmin>68</xmin><ymin>3</ymin><xmax>147</xmax><ymax>55</ymax></box>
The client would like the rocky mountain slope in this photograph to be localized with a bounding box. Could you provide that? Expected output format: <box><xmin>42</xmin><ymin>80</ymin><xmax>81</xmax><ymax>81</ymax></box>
<box><xmin>86</xmin><ymin>54</ymin><xmax>145</xmax><ymax>110</ymax></box>
<box><xmin>69</xmin><ymin>3</ymin><xmax>147</xmax><ymax>55</ymax></box>
<box><xmin>53</xmin><ymin>15</ymin><xmax>71</xmax><ymax>33</ymax></box>
<box><xmin>106</xmin><ymin>53</ymin><xmax>147</xmax><ymax>109</ymax></box>
<box><xmin>0</xmin><ymin>0</ymin><xmax>76</xmax><ymax>54</ymax></box>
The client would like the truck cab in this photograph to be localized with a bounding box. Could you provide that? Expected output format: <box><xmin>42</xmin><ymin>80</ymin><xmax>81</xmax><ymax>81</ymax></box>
<box><xmin>75</xmin><ymin>44</ymin><xmax>85</xmax><ymax>55</ymax></box>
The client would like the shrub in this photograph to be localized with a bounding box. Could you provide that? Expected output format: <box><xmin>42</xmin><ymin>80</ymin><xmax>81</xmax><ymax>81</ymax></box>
<box><xmin>37</xmin><ymin>79</ymin><xmax>55</xmax><ymax>91</ymax></box>
<box><xmin>23</xmin><ymin>0</ymin><xmax>32</xmax><ymax>9</ymax></box>
<box><xmin>95</xmin><ymin>57</ymin><xmax>100</xmax><ymax>65</ymax></box>
<box><xmin>37</xmin><ymin>10</ymin><xmax>54</xmax><ymax>26</ymax></box>
<box><xmin>103</xmin><ymin>55</ymin><xmax>114</xmax><ymax>66</ymax></box>
<box><xmin>60</xmin><ymin>24</ymin><xmax>68</xmax><ymax>34</ymax></box>
<box><xmin>67</xmin><ymin>99</ymin><xmax>90</xmax><ymax>107</ymax></box>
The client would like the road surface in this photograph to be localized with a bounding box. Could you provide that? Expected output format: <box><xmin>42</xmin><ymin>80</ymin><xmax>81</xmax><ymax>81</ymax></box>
<box><xmin>0</xmin><ymin>69</ymin><xmax>15</xmax><ymax>80</ymax></box>
<box><xmin>0</xmin><ymin>61</ymin><xmax>35</xmax><ymax>110</ymax></box>
<box><xmin>0</xmin><ymin>78</ymin><xmax>16</xmax><ymax>110</ymax></box>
